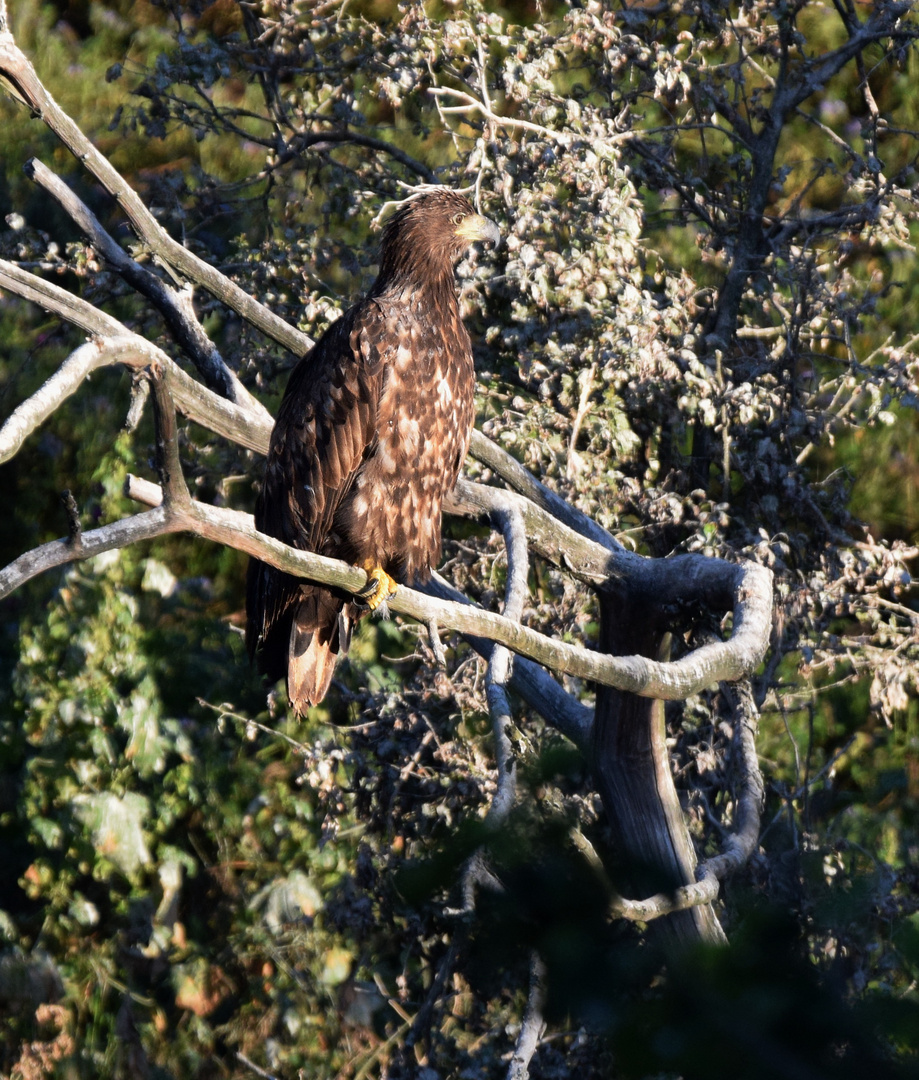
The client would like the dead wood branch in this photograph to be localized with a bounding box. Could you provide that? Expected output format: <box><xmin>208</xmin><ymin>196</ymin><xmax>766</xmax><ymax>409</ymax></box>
<box><xmin>0</xmin><ymin>26</ymin><xmax>309</xmax><ymax>356</ymax></box>
<box><xmin>4</xmin><ymin>465</ymin><xmax>770</xmax><ymax>706</ymax></box>
<box><xmin>24</xmin><ymin>157</ymin><xmax>257</xmax><ymax>408</ymax></box>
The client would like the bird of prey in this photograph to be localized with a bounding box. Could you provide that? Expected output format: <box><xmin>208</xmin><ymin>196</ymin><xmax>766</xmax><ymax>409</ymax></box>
<box><xmin>246</xmin><ymin>189</ymin><xmax>500</xmax><ymax>712</ymax></box>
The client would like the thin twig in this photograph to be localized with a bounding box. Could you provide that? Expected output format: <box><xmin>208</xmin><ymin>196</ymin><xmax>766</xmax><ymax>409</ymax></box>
<box><xmin>235</xmin><ymin>1051</ymin><xmax>278</xmax><ymax>1080</ymax></box>
<box><xmin>428</xmin><ymin>85</ymin><xmax>632</xmax><ymax>147</ymax></box>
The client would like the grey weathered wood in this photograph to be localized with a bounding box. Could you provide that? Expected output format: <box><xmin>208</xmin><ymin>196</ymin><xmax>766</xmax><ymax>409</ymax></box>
<box><xmin>593</xmin><ymin>582</ymin><xmax>728</xmax><ymax>947</ymax></box>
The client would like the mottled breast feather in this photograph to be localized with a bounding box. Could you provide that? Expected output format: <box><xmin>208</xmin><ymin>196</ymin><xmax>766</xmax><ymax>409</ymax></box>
<box><xmin>246</xmin><ymin>189</ymin><xmax>497</xmax><ymax>712</ymax></box>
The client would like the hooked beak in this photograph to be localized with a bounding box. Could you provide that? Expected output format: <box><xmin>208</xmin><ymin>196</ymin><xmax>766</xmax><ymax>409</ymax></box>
<box><xmin>455</xmin><ymin>212</ymin><xmax>501</xmax><ymax>250</ymax></box>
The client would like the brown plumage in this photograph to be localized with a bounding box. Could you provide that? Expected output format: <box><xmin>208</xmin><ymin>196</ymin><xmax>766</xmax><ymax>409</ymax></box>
<box><xmin>246</xmin><ymin>190</ymin><xmax>500</xmax><ymax>712</ymax></box>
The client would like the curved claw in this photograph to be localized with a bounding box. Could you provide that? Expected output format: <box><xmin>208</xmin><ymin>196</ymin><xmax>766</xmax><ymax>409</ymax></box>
<box><xmin>356</xmin><ymin>564</ymin><xmax>398</xmax><ymax>611</ymax></box>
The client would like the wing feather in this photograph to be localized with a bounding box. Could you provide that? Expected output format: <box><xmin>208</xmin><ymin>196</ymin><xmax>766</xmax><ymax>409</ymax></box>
<box><xmin>246</xmin><ymin>303</ymin><xmax>390</xmax><ymax>665</ymax></box>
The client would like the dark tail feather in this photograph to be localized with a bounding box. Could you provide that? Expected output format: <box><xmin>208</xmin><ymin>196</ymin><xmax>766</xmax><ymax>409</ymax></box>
<box><xmin>247</xmin><ymin>556</ymin><xmax>359</xmax><ymax>713</ymax></box>
<box><xmin>246</xmin><ymin>557</ymin><xmax>297</xmax><ymax>676</ymax></box>
<box><xmin>286</xmin><ymin>595</ymin><xmax>356</xmax><ymax>714</ymax></box>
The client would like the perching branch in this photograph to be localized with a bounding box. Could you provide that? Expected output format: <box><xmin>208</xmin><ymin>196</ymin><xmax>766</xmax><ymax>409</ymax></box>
<box><xmin>0</xmin><ymin>335</ymin><xmax>772</xmax><ymax>721</ymax></box>
<box><xmin>12</xmin><ymin>467</ymin><xmax>762</xmax><ymax>705</ymax></box>
<box><xmin>120</xmin><ymin>474</ymin><xmax>593</xmax><ymax>745</ymax></box>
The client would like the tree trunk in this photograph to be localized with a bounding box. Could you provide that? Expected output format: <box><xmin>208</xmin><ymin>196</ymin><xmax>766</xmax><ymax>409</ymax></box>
<box><xmin>592</xmin><ymin>581</ymin><xmax>727</xmax><ymax>948</ymax></box>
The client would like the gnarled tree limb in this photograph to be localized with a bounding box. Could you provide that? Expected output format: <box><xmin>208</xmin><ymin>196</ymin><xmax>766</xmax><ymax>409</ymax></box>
<box><xmin>5</xmin><ymin>465</ymin><xmax>769</xmax><ymax>707</ymax></box>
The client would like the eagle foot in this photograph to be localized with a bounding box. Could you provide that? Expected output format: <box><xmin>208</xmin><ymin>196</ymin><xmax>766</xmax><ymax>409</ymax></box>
<box><xmin>356</xmin><ymin>564</ymin><xmax>398</xmax><ymax>611</ymax></box>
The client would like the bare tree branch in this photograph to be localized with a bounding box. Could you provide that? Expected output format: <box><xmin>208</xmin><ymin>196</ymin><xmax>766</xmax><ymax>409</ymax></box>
<box><xmin>451</xmin><ymin>478</ymin><xmax>774</xmax><ymax>696</ymax></box>
<box><xmin>2</xmin><ymin>467</ymin><xmax>772</xmax><ymax>702</ymax></box>
<box><xmin>0</xmin><ymin>261</ymin><xmax>272</xmax><ymax>456</ymax></box>
<box><xmin>484</xmin><ymin>498</ymin><xmax>529</xmax><ymax>824</ymax></box>
<box><xmin>507</xmin><ymin>953</ymin><xmax>547</xmax><ymax>1080</ymax></box>
<box><xmin>24</xmin><ymin>157</ymin><xmax>258</xmax><ymax>409</ymax></box>
<box><xmin>707</xmin><ymin>1</ymin><xmax>916</xmax><ymax>352</ymax></box>
<box><xmin>466</xmin><ymin>431</ymin><xmax>620</xmax><ymax>554</ymax></box>
<box><xmin>0</xmin><ymin>339</ymin><xmax>124</xmax><ymax>463</ymax></box>
<box><xmin>0</xmin><ymin>27</ymin><xmax>310</xmax><ymax>356</ymax></box>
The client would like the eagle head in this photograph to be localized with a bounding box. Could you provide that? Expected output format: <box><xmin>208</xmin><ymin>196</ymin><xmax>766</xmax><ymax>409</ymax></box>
<box><xmin>375</xmin><ymin>189</ymin><xmax>500</xmax><ymax>293</ymax></box>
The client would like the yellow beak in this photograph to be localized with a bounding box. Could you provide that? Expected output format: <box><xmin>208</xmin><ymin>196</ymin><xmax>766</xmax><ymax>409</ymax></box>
<box><xmin>455</xmin><ymin>213</ymin><xmax>501</xmax><ymax>249</ymax></box>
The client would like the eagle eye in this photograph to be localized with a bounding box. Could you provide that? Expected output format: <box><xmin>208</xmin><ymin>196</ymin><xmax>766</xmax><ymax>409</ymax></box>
<box><xmin>452</xmin><ymin>212</ymin><xmax>465</xmax><ymax>226</ymax></box>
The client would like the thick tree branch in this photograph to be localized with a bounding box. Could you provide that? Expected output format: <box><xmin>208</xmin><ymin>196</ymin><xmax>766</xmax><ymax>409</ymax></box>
<box><xmin>507</xmin><ymin>953</ymin><xmax>547</xmax><ymax>1080</ymax></box>
<box><xmin>484</xmin><ymin>498</ymin><xmax>529</xmax><ymax>824</ymax></box>
<box><xmin>452</xmin><ymin>479</ymin><xmax>774</xmax><ymax>696</ymax></box>
<box><xmin>420</xmin><ymin>573</ymin><xmax>594</xmax><ymax>748</ymax></box>
<box><xmin>0</xmin><ymin>479</ymin><xmax>771</xmax><ymax>703</ymax></box>
<box><xmin>466</xmin><ymin>431</ymin><xmax>620</xmax><ymax>554</ymax></box>
<box><xmin>0</xmin><ymin>261</ymin><xmax>272</xmax><ymax>457</ymax></box>
<box><xmin>24</xmin><ymin>157</ymin><xmax>259</xmax><ymax>409</ymax></box>
<box><xmin>0</xmin><ymin>28</ymin><xmax>310</xmax><ymax>356</ymax></box>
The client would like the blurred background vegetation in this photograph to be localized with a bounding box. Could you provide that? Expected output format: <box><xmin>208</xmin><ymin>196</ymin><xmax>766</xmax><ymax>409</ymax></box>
<box><xmin>0</xmin><ymin>0</ymin><xmax>918</xmax><ymax>1077</ymax></box>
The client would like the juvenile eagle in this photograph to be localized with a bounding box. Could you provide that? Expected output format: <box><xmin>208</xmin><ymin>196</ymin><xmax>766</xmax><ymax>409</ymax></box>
<box><xmin>246</xmin><ymin>190</ymin><xmax>500</xmax><ymax>712</ymax></box>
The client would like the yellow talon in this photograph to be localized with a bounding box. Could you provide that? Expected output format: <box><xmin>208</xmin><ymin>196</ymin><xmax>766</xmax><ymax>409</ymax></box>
<box><xmin>356</xmin><ymin>563</ymin><xmax>398</xmax><ymax>610</ymax></box>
